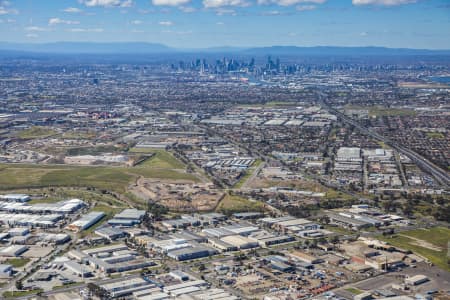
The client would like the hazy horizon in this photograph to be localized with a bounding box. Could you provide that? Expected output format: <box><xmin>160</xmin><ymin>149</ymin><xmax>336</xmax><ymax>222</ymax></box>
<box><xmin>0</xmin><ymin>0</ymin><xmax>449</xmax><ymax>49</ymax></box>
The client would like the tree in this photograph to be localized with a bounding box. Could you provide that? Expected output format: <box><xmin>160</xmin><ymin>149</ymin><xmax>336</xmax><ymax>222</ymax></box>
<box><xmin>15</xmin><ymin>280</ymin><xmax>23</xmax><ymax>290</ymax></box>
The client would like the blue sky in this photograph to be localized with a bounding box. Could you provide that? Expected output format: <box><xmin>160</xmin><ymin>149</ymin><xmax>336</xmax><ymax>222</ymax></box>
<box><xmin>0</xmin><ymin>0</ymin><xmax>449</xmax><ymax>49</ymax></box>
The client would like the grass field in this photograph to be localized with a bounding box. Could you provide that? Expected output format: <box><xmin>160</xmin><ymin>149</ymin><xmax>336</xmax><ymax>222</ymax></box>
<box><xmin>233</xmin><ymin>159</ymin><xmax>263</xmax><ymax>189</ymax></box>
<box><xmin>129</xmin><ymin>147</ymin><xmax>159</xmax><ymax>153</ymax></box>
<box><xmin>345</xmin><ymin>287</ymin><xmax>363</xmax><ymax>295</ymax></box>
<box><xmin>18</xmin><ymin>126</ymin><xmax>57</xmax><ymax>139</ymax></box>
<box><xmin>0</xmin><ymin>161</ymin><xmax>198</xmax><ymax>193</ymax></box>
<box><xmin>378</xmin><ymin>227</ymin><xmax>450</xmax><ymax>272</ymax></box>
<box><xmin>61</xmin><ymin>130</ymin><xmax>96</xmax><ymax>140</ymax></box>
<box><xmin>3</xmin><ymin>289</ymin><xmax>43</xmax><ymax>298</ymax></box>
<box><xmin>426</xmin><ymin>132</ymin><xmax>445</xmax><ymax>139</ymax></box>
<box><xmin>65</xmin><ymin>145</ymin><xmax>119</xmax><ymax>156</ymax></box>
<box><xmin>139</xmin><ymin>150</ymin><xmax>185</xmax><ymax>169</ymax></box>
<box><xmin>216</xmin><ymin>193</ymin><xmax>265</xmax><ymax>215</ymax></box>
<box><xmin>345</xmin><ymin>105</ymin><xmax>416</xmax><ymax>117</ymax></box>
<box><xmin>4</xmin><ymin>258</ymin><xmax>30</xmax><ymax>268</ymax></box>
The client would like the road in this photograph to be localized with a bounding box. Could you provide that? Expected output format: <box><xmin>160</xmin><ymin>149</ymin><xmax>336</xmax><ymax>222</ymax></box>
<box><xmin>321</xmin><ymin>101</ymin><xmax>450</xmax><ymax>187</ymax></box>
<box><xmin>14</xmin><ymin>274</ymin><xmax>142</xmax><ymax>300</ymax></box>
<box><xmin>240</xmin><ymin>161</ymin><xmax>265</xmax><ymax>190</ymax></box>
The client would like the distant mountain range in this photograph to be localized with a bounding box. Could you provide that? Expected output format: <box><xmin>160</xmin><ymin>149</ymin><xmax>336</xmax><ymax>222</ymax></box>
<box><xmin>0</xmin><ymin>42</ymin><xmax>449</xmax><ymax>56</ymax></box>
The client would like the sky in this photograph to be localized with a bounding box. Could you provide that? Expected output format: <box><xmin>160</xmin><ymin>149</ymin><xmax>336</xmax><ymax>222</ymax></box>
<box><xmin>0</xmin><ymin>0</ymin><xmax>449</xmax><ymax>49</ymax></box>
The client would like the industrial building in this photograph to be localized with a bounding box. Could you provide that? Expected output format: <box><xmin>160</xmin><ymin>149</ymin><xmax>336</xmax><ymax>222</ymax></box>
<box><xmin>220</xmin><ymin>235</ymin><xmax>259</xmax><ymax>250</ymax></box>
<box><xmin>248</xmin><ymin>231</ymin><xmax>295</xmax><ymax>247</ymax></box>
<box><xmin>64</xmin><ymin>260</ymin><xmax>92</xmax><ymax>277</ymax></box>
<box><xmin>167</xmin><ymin>246</ymin><xmax>216</xmax><ymax>261</ymax></box>
<box><xmin>0</xmin><ymin>194</ymin><xmax>30</xmax><ymax>202</ymax></box>
<box><xmin>67</xmin><ymin>211</ymin><xmax>105</xmax><ymax>232</ymax></box>
<box><xmin>0</xmin><ymin>245</ymin><xmax>28</xmax><ymax>257</ymax></box>
<box><xmin>0</xmin><ymin>264</ymin><xmax>12</xmax><ymax>278</ymax></box>
<box><xmin>0</xmin><ymin>198</ymin><xmax>85</xmax><ymax>214</ymax></box>
<box><xmin>405</xmin><ymin>275</ymin><xmax>429</xmax><ymax>286</ymax></box>
<box><xmin>108</xmin><ymin>208</ymin><xmax>146</xmax><ymax>226</ymax></box>
<box><xmin>0</xmin><ymin>213</ymin><xmax>63</xmax><ymax>228</ymax></box>
<box><xmin>101</xmin><ymin>277</ymin><xmax>153</xmax><ymax>298</ymax></box>
<box><xmin>95</xmin><ymin>227</ymin><xmax>127</xmax><ymax>241</ymax></box>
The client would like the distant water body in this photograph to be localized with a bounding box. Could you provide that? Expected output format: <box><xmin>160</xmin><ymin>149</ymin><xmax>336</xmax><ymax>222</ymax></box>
<box><xmin>428</xmin><ymin>76</ymin><xmax>450</xmax><ymax>85</ymax></box>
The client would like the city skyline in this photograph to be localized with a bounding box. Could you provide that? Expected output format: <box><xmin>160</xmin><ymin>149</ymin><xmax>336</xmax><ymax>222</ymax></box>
<box><xmin>0</xmin><ymin>0</ymin><xmax>449</xmax><ymax>49</ymax></box>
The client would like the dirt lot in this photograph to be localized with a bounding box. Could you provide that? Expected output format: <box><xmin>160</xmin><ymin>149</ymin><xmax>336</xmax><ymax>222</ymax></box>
<box><xmin>129</xmin><ymin>179</ymin><xmax>224</xmax><ymax>212</ymax></box>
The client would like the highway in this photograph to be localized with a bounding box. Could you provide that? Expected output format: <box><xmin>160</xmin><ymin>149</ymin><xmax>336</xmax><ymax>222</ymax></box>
<box><xmin>320</xmin><ymin>100</ymin><xmax>450</xmax><ymax>187</ymax></box>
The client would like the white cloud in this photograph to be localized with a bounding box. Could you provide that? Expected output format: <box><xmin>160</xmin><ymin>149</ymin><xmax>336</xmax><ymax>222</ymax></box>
<box><xmin>152</xmin><ymin>0</ymin><xmax>191</xmax><ymax>6</ymax></box>
<box><xmin>48</xmin><ymin>18</ymin><xmax>80</xmax><ymax>25</ymax></box>
<box><xmin>63</xmin><ymin>7</ymin><xmax>83</xmax><ymax>13</ymax></box>
<box><xmin>352</xmin><ymin>0</ymin><xmax>416</xmax><ymax>5</ymax></box>
<box><xmin>216</xmin><ymin>21</ymin><xmax>225</xmax><ymax>25</ymax></box>
<box><xmin>258</xmin><ymin>0</ymin><xmax>325</xmax><ymax>6</ymax></box>
<box><xmin>162</xmin><ymin>29</ymin><xmax>192</xmax><ymax>35</ymax></box>
<box><xmin>25</xmin><ymin>33</ymin><xmax>39</xmax><ymax>38</ymax></box>
<box><xmin>179</xmin><ymin>6</ymin><xmax>196</xmax><ymax>12</ymax></box>
<box><xmin>360</xmin><ymin>31</ymin><xmax>368</xmax><ymax>36</ymax></box>
<box><xmin>159</xmin><ymin>20</ymin><xmax>174</xmax><ymax>26</ymax></box>
<box><xmin>296</xmin><ymin>4</ymin><xmax>316</xmax><ymax>10</ymax></box>
<box><xmin>203</xmin><ymin>0</ymin><xmax>249</xmax><ymax>8</ymax></box>
<box><xmin>131</xmin><ymin>19</ymin><xmax>143</xmax><ymax>24</ymax></box>
<box><xmin>215</xmin><ymin>8</ymin><xmax>237</xmax><ymax>15</ymax></box>
<box><xmin>0</xmin><ymin>18</ymin><xmax>15</xmax><ymax>23</ymax></box>
<box><xmin>80</xmin><ymin>0</ymin><xmax>133</xmax><ymax>7</ymax></box>
<box><xmin>260</xmin><ymin>10</ymin><xmax>282</xmax><ymax>15</ymax></box>
<box><xmin>0</xmin><ymin>6</ymin><xmax>18</xmax><ymax>15</ymax></box>
<box><xmin>25</xmin><ymin>26</ymin><xmax>48</xmax><ymax>32</ymax></box>
<box><xmin>67</xmin><ymin>28</ymin><xmax>104</xmax><ymax>32</ymax></box>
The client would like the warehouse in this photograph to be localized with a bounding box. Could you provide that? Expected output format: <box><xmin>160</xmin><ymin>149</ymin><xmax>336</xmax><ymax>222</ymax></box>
<box><xmin>136</xmin><ymin>291</ymin><xmax>170</xmax><ymax>300</ymax></box>
<box><xmin>289</xmin><ymin>250</ymin><xmax>323</xmax><ymax>264</ymax></box>
<box><xmin>83</xmin><ymin>244</ymin><xmax>128</xmax><ymax>256</ymax></box>
<box><xmin>161</xmin><ymin>219</ymin><xmax>194</xmax><ymax>230</ymax></box>
<box><xmin>188</xmin><ymin>288</ymin><xmax>238</xmax><ymax>300</ymax></box>
<box><xmin>405</xmin><ymin>275</ymin><xmax>429</xmax><ymax>286</ymax></box>
<box><xmin>163</xmin><ymin>280</ymin><xmax>208</xmax><ymax>294</ymax></box>
<box><xmin>103</xmin><ymin>253</ymin><xmax>135</xmax><ymax>264</ymax></box>
<box><xmin>172</xmin><ymin>231</ymin><xmax>207</xmax><ymax>243</ymax></box>
<box><xmin>108</xmin><ymin>219</ymin><xmax>136</xmax><ymax>227</ymax></box>
<box><xmin>67</xmin><ymin>211</ymin><xmax>105</xmax><ymax>232</ymax></box>
<box><xmin>0</xmin><ymin>213</ymin><xmax>63</xmax><ymax>227</ymax></box>
<box><xmin>152</xmin><ymin>238</ymin><xmax>192</xmax><ymax>254</ymax></box>
<box><xmin>133</xmin><ymin>287</ymin><xmax>165</xmax><ymax>298</ymax></box>
<box><xmin>327</xmin><ymin>213</ymin><xmax>372</xmax><ymax>230</ymax></box>
<box><xmin>202</xmin><ymin>227</ymin><xmax>234</xmax><ymax>238</ymax></box>
<box><xmin>200</xmin><ymin>212</ymin><xmax>227</xmax><ymax>224</ymax></box>
<box><xmin>170</xmin><ymin>270</ymin><xmax>190</xmax><ymax>281</ymax></box>
<box><xmin>95</xmin><ymin>227</ymin><xmax>127</xmax><ymax>241</ymax></box>
<box><xmin>167</xmin><ymin>246</ymin><xmax>215</xmax><ymax>261</ymax></box>
<box><xmin>39</xmin><ymin>233</ymin><xmax>71</xmax><ymax>244</ymax></box>
<box><xmin>232</xmin><ymin>212</ymin><xmax>264</xmax><ymax>220</ymax></box>
<box><xmin>260</xmin><ymin>216</ymin><xmax>296</xmax><ymax>227</ymax></box>
<box><xmin>109</xmin><ymin>208</ymin><xmax>146</xmax><ymax>226</ymax></box>
<box><xmin>208</xmin><ymin>237</ymin><xmax>238</xmax><ymax>252</ymax></box>
<box><xmin>64</xmin><ymin>260</ymin><xmax>92</xmax><ymax>277</ymax></box>
<box><xmin>0</xmin><ymin>264</ymin><xmax>12</xmax><ymax>278</ymax></box>
<box><xmin>220</xmin><ymin>235</ymin><xmax>259</xmax><ymax>250</ymax></box>
<box><xmin>248</xmin><ymin>231</ymin><xmax>295</xmax><ymax>247</ymax></box>
<box><xmin>222</xmin><ymin>224</ymin><xmax>259</xmax><ymax>236</ymax></box>
<box><xmin>0</xmin><ymin>198</ymin><xmax>85</xmax><ymax>214</ymax></box>
<box><xmin>113</xmin><ymin>258</ymin><xmax>156</xmax><ymax>273</ymax></box>
<box><xmin>101</xmin><ymin>277</ymin><xmax>153</xmax><ymax>298</ymax></box>
<box><xmin>0</xmin><ymin>245</ymin><xmax>28</xmax><ymax>257</ymax></box>
<box><xmin>8</xmin><ymin>227</ymin><xmax>30</xmax><ymax>236</ymax></box>
<box><xmin>0</xmin><ymin>194</ymin><xmax>30</xmax><ymax>202</ymax></box>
